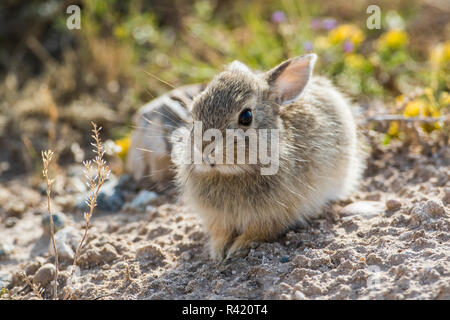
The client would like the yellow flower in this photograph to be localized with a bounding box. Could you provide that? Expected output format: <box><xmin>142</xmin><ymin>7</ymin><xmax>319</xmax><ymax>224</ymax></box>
<box><xmin>395</xmin><ymin>94</ymin><xmax>405</xmax><ymax>105</ymax></box>
<box><xmin>403</xmin><ymin>99</ymin><xmax>441</xmax><ymax>132</ymax></box>
<box><xmin>377</xmin><ymin>30</ymin><xmax>408</xmax><ymax>51</ymax></box>
<box><xmin>315</xmin><ymin>36</ymin><xmax>330</xmax><ymax>50</ymax></box>
<box><xmin>388</xmin><ymin>121</ymin><xmax>399</xmax><ymax>137</ymax></box>
<box><xmin>403</xmin><ymin>100</ymin><xmax>422</xmax><ymax>117</ymax></box>
<box><xmin>328</xmin><ymin>24</ymin><xmax>365</xmax><ymax>46</ymax></box>
<box><xmin>115</xmin><ymin>133</ymin><xmax>131</xmax><ymax>160</ymax></box>
<box><xmin>439</xmin><ymin>91</ymin><xmax>450</xmax><ymax>106</ymax></box>
<box><xmin>344</xmin><ymin>54</ymin><xmax>366</xmax><ymax>70</ymax></box>
<box><xmin>114</xmin><ymin>25</ymin><xmax>128</xmax><ymax>39</ymax></box>
<box><xmin>430</xmin><ymin>41</ymin><xmax>450</xmax><ymax>67</ymax></box>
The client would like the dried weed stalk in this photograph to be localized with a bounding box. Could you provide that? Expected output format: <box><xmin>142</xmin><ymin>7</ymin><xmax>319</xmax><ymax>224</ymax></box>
<box><xmin>20</xmin><ymin>272</ymin><xmax>44</xmax><ymax>300</ymax></box>
<box><xmin>64</xmin><ymin>122</ymin><xmax>110</xmax><ymax>299</ymax></box>
<box><xmin>41</xmin><ymin>149</ymin><xmax>58</xmax><ymax>300</ymax></box>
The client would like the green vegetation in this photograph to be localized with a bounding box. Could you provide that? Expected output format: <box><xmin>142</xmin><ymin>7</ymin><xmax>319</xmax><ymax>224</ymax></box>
<box><xmin>0</xmin><ymin>0</ymin><xmax>448</xmax><ymax>174</ymax></box>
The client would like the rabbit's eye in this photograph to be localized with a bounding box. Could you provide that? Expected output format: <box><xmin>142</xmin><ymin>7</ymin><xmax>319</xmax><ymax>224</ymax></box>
<box><xmin>238</xmin><ymin>109</ymin><xmax>253</xmax><ymax>126</ymax></box>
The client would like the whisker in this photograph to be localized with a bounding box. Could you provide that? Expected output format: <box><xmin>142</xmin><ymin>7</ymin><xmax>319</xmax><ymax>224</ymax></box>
<box><xmin>136</xmin><ymin>147</ymin><xmax>155</xmax><ymax>153</ymax></box>
<box><xmin>142</xmin><ymin>116</ymin><xmax>179</xmax><ymax>130</ymax></box>
<box><xmin>144</xmin><ymin>70</ymin><xmax>176</xmax><ymax>89</ymax></box>
<box><xmin>150</xmin><ymin>108</ymin><xmax>185</xmax><ymax>126</ymax></box>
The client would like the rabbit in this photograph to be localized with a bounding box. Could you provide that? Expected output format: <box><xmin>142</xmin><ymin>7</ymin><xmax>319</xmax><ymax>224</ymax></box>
<box><xmin>171</xmin><ymin>54</ymin><xmax>366</xmax><ymax>261</ymax></box>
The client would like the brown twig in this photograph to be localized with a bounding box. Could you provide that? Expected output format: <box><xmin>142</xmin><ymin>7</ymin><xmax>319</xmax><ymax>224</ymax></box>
<box><xmin>366</xmin><ymin>114</ymin><xmax>449</xmax><ymax>123</ymax></box>
<box><xmin>20</xmin><ymin>272</ymin><xmax>43</xmax><ymax>300</ymax></box>
<box><xmin>41</xmin><ymin>150</ymin><xmax>58</xmax><ymax>300</ymax></box>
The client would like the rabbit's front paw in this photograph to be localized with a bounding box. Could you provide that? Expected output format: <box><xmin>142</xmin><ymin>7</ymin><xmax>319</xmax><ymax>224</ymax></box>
<box><xmin>209</xmin><ymin>233</ymin><xmax>233</xmax><ymax>262</ymax></box>
<box><xmin>225</xmin><ymin>234</ymin><xmax>253</xmax><ymax>260</ymax></box>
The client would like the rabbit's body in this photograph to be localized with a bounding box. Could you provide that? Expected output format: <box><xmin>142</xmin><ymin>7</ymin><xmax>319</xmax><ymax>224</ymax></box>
<box><xmin>171</xmin><ymin>54</ymin><xmax>366</xmax><ymax>260</ymax></box>
<box><xmin>126</xmin><ymin>84</ymin><xmax>204</xmax><ymax>189</ymax></box>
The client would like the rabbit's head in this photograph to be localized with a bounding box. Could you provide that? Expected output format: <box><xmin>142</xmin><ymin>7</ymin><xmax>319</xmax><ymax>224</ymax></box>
<box><xmin>172</xmin><ymin>54</ymin><xmax>317</xmax><ymax>176</ymax></box>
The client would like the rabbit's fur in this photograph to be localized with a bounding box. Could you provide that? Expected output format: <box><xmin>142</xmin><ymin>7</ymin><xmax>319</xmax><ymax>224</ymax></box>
<box><xmin>171</xmin><ymin>54</ymin><xmax>366</xmax><ymax>260</ymax></box>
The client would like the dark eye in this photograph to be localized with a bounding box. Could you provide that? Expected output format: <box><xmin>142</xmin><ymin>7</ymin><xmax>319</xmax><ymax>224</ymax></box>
<box><xmin>238</xmin><ymin>109</ymin><xmax>253</xmax><ymax>126</ymax></box>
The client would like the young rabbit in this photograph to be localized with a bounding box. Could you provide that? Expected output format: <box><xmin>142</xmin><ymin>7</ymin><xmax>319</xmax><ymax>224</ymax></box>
<box><xmin>171</xmin><ymin>54</ymin><xmax>366</xmax><ymax>260</ymax></box>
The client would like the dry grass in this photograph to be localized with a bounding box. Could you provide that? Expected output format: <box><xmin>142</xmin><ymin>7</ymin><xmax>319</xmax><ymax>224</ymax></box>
<box><xmin>64</xmin><ymin>121</ymin><xmax>111</xmax><ymax>300</ymax></box>
<box><xmin>41</xmin><ymin>149</ymin><xmax>58</xmax><ymax>300</ymax></box>
<box><xmin>19</xmin><ymin>272</ymin><xmax>43</xmax><ymax>300</ymax></box>
<box><xmin>38</xmin><ymin>122</ymin><xmax>110</xmax><ymax>300</ymax></box>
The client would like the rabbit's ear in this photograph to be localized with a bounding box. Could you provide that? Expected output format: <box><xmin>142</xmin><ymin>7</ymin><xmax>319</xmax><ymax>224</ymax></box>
<box><xmin>227</xmin><ymin>60</ymin><xmax>252</xmax><ymax>74</ymax></box>
<box><xmin>266</xmin><ymin>54</ymin><xmax>316</xmax><ymax>105</ymax></box>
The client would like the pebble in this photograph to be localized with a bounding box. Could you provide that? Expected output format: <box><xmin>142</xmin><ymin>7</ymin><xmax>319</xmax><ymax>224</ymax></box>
<box><xmin>96</xmin><ymin>176</ymin><xmax>126</xmax><ymax>211</ymax></box>
<box><xmin>441</xmin><ymin>188</ymin><xmax>450</xmax><ymax>206</ymax></box>
<box><xmin>78</xmin><ymin>243</ymin><xmax>119</xmax><ymax>266</ymax></box>
<box><xmin>76</xmin><ymin>176</ymin><xmax>125</xmax><ymax>212</ymax></box>
<box><xmin>41</xmin><ymin>212</ymin><xmax>67</xmax><ymax>235</ymax></box>
<box><xmin>180</xmin><ymin>251</ymin><xmax>192</xmax><ymax>261</ymax></box>
<box><xmin>51</xmin><ymin>227</ymin><xmax>83</xmax><ymax>261</ymax></box>
<box><xmin>126</xmin><ymin>190</ymin><xmax>159</xmax><ymax>212</ymax></box>
<box><xmin>340</xmin><ymin>201</ymin><xmax>384</xmax><ymax>219</ymax></box>
<box><xmin>386</xmin><ymin>199</ymin><xmax>402</xmax><ymax>211</ymax></box>
<box><xmin>410</xmin><ymin>200</ymin><xmax>446</xmax><ymax>226</ymax></box>
<box><xmin>294</xmin><ymin>290</ymin><xmax>306</xmax><ymax>300</ymax></box>
<box><xmin>0</xmin><ymin>243</ymin><xmax>13</xmax><ymax>258</ymax></box>
<box><xmin>6</xmin><ymin>202</ymin><xmax>26</xmax><ymax>216</ymax></box>
<box><xmin>5</xmin><ymin>217</ymin><xmax>18</xmax><ymax>228</ymax></box>
<box><xmin>280</xmin><ymin>256</ymin><xmax>290</xmax><ymax>263</ymax></box>
<box><xmin>0</xmin><ymin>273</ymin><xmax>12</xmax><ymax>289</ymax></box>
<box><xmin>422</xmin><ymin>200</ymin><xmax>446</xmax><ymax>217</ymax></box>
<box><xmin>25</xmin><ymin>260</ymin><xmax>43</xmax><ymax>276</ymax></box>
<box><xmin>33</xmin><ymin>263</ymin><xmax>56</xmax><ymax>287</ymax></box>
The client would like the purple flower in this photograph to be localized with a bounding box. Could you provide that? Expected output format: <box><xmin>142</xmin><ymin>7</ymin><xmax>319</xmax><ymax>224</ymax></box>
<box><xmin>303</xmin><ymin>41</ymin><xmax>313</xmax><ymax>52</ymax></box>
<box><xmin>310</xmin><ymin>18</ymin><xmax>321</xmax><ymax>30</ymax></box>
<box><xmin>271</xmin><ymin>11</ymin><xmax>286</xmax><ymax>24</ymax></box>
<box><xmin>322</xmin><ymin>18</ymin><xmax>338</xmax><ymax>30</ymax></box>
<box><xmin>343</xmin><ymin>40</ymin><xmax>354</xmax><ymax>53</ymax></box>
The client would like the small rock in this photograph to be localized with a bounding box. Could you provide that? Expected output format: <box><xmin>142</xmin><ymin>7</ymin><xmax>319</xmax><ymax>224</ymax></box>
<box><xmin>126</xmin><ymin>190</ymin><xmax>159</xmax><ymax>212</ymax></box>
<box><xmin>33</xmin><ymin>263</ymin><xmax>56</xmax><ymax>287</ymax></box>
<box><xmin>397</xmin><ymin>276</ymin><xmax>410</xmax><ymax>290</ymax></box>
<box><xmin>41</xmin><ymin>212</ymin><xmax>66</xmax><ymax>235</ymax></box>
<box><xmin>51</xmin><ymin>227</ymin><xmax>83</xmax><ymax>261</ymax></box>
<box><xmin>0</xmin><ymin>243</ymin><xmax>13</xmax><ymax>258</ymax></box>
<box><xmin>5</xmin><ymin>217</ymin><xmax>18</xmax><ymax>228</ymax></box>
<box><xmin>340</xmin><ymin>201</ymin><xmax>384</xmax><ymax>219</ymax></box>
<box><xmin>441</xmin><ymin>188</ymin><xmax>450</xmax><ymax>206</ymax></box>
<box><xmin>116</xmin><ymin>174</ymin><xmax>135</xmax><ymax>191</ymax></box>
<box><xmin>25</xmin><ymin>261</ymin><xmax>43</xmax><ymax>276</ymax></box>
<box><xmin>96</xmin><ymin>186</ymin><xmax>125</xmax><ymax>212</ymax></box>
<box><xmin>76</xmin><ymin>176</ymin><xmax>125</xmax><ymax>212</ymax></box>
<box><xmin>294</xmin><ymin>290</ymin><xmax>305</xmax><ymax>300</ymax></box>
<box><xmin>180</xmin><ymin>251</ymin><xmax>192</xmax><ymax>261</ymax></box>
<box><xmin>422</xmin><ymin>200</ymin><xmax>446</xmax><ymax>217</ymax></box>
<box><xmin>78</xmin><ymin>243</ymin><xmax>119</xmax><ymax>266</ymax></box>
<box><xmin>0</xmin><ymin>272</ymin><xmax>12</xmax><ymax>289</ymax></box>
<box><xmin>6</xmin><ymin>202</ymin><xmax>26</xmax><ymax>216</ymax></box>
<box><xmin>280</xmin><ymin>256</ymin><xmax>290</xmax><ymax>263</ymax></box>
<box><xmin>96</xmin><ymin>176</ymin><xmax>125</xmax><ymax>211</ymax></box>
<box><xmin>280</xmin><ymin>293</ymin><xmax>292</xmax><ymax>300</ymax></box>
<box><xmin>410</xmin><ymin>200</ymin><xmax>446</xmax><ymax>226</ymax></box>
<box><xmin>386</xmin><ymin>199</ymin><xmax>402</xmax><ymax>211</ymax></box>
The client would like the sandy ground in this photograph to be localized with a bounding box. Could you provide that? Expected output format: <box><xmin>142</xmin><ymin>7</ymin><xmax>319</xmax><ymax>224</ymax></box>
<box><xmin>0</xmin><ymin>138</ymin><xmax>449</xmax><ymax>300</ymax></box>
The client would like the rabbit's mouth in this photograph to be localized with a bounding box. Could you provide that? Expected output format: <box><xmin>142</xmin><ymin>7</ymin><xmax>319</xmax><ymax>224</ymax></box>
<box><xmin>192</xmin><ymin>163</ymin><xmax>249</xmax><ymax>175</ymax></box>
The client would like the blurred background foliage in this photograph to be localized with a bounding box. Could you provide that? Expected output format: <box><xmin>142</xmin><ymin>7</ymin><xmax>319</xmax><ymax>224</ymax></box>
<box><xmin>0</xmin><ymin>0</ymin><xmax>448</xmax><ymax>178</ymax></box>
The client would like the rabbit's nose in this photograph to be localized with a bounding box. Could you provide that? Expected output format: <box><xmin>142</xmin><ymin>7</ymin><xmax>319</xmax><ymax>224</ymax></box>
<box><xmin>204</xmin><ymin>153</ymin><xmax>216</xmax><ymax>167</ymax></box>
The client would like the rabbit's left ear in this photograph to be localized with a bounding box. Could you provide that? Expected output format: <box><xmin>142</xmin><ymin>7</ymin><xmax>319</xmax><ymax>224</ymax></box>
<box><xmin>265</xmin><ymin>54</ymin><xmax>316</xmax><ymax>105</ymax></box>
